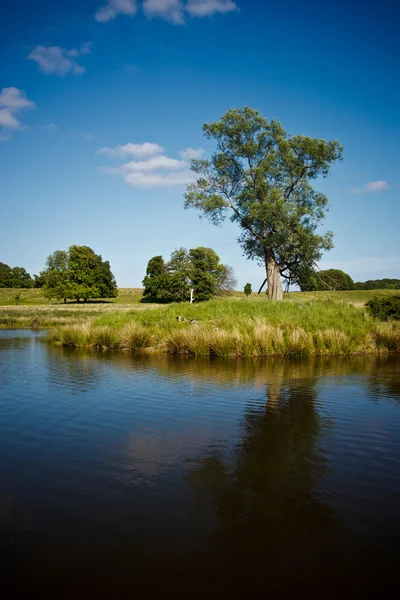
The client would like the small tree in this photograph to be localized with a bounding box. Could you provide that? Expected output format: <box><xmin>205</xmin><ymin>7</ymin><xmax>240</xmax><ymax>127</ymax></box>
<box><xmin>142</xmin><ymin>247</ymin><xmax>237</xmax><ymax>302</ymax></box>
<box><xmin>215</xmin><ymin>264</ymin><xmax>237</xmax><ymax>295</ymax></box>
<box><xmin>244</xmin><ymin>283</ymin><xmax>252</xmax><ymax>298</ymax></box>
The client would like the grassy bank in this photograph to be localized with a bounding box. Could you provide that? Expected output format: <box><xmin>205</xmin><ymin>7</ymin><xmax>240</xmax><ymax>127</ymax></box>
<box><xmin>1</xmin><ymin>289</ymin><xmax>399</xmax><ymax>356</ymax></box>
<box><xmin>46</xmin><ymin>298</ymin><xmax>400</xmax><ymax>357</ymax></box>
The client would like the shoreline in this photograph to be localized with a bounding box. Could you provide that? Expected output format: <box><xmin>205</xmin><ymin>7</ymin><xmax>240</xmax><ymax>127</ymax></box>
<box><xmin>1</xmin><ymin>296</ymin><xmax>399</xmax><ymax>357</ymax></box>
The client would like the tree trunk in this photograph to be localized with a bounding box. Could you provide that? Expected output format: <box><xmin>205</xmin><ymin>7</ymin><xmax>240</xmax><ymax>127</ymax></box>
<box><xmin>265</xmin><ymin>250</ymin><xmax>283</xmax><ymax>301</ymax></box>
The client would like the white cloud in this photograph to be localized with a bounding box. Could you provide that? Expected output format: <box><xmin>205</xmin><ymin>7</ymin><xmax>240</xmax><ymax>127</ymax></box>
<box><xmin>125</xmin><ymin>170</ymin><xmax>195</xmax><ymax>187</ymax></box>
<box><xmin>96</xmin><ymin>0</ymin><xmax>238</xmax><ymax>23</ymax></box>
<box><xmin>47</xmin><ymin>122</ymin><xmax>58</xmax><ymax>130</ymax></box>
<box><xmin>98</xmin><ymin>141</ymin><xmax>200</xmax><ymax>188</ymax></box>
<box><xmin>0</xmin><ymin>133</ymin><xmax>12</xmax><ymax>141</ymax></box>
<box><xmin>186</xmin><ymin>0</ymin><xmax>238</xmax><ymax>17</ymax></box>
<box><xmin>179</xmin><ymin>147</ymin><xmax>205</xmax><ymax>159</ymax></box>
<box><xmin>99</xmin><ymin>142</ymin><xmax>164</xmax><ymax>159</ymax></box>
<box><xmin>83</xmin><ymin>133</ymin><xmax>96</xmax><ymax>141</ymax></box>
<box><xmin>0</xmin><ymin>87</ymin><xmax>36</xmax><ymax>132</ymax></box>
<box><xmin>27</xmin><ymin>43</ymin><xmax>92</xmax><ymax>75</ymax></box>
<box><xmin>142</xmin><ymin>0</ymin><xmax>185</xmax><ymax>24</ymax></box>
<box><xmin>349</xmin><ymin>180</ymin><xmax>389</xmax><ymax>194</ymax></box>
<box><xmin>95</xmin><ymin>0</ymin><xmax>137</xmax><ymax>22</ymax></box>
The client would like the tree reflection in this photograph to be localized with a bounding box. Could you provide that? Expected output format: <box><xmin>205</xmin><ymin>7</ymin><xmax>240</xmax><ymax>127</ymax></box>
<box><xmin>45</xmin><ymin>346</ymin><xmax>103</xmax><ymax>395</ymax></box>
<box><xmin>364</xmin><ymin>356</ymin><xmax>400</xmax><ymax>403</ymax></box>
<box><xmin>186</xmin><ymin>362</ymin><xmax>337</xmax><ymax>593</ymax></box>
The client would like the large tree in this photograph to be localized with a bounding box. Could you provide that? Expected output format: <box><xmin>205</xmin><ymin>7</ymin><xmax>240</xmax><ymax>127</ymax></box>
<box><xmin>43</xmin><ymin>246</ymin><xmax>117</xmax><ymax>303</ymax></box>
<box><xmin>184</xmin><ymin>107</ymin><xmax>343</xmax><ymax>300</ymax></box>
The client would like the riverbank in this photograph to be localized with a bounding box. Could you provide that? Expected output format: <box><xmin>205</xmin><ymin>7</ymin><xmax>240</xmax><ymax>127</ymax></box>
<box><xmin>1</xmin><ymin>292</ymin><xmax>399</xmax><ymax>357</ymax></box>
<box><xmin>46</xmin><ymin>299</ymin><xmax>399</xmax><ymax>356</ymax></box>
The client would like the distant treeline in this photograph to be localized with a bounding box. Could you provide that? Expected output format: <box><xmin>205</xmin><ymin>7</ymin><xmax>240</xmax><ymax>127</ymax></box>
<box><xmin>354</xmin><ymin>279</ymin><xmax>400</xmax><ymax>290</ymax></box>
<box><xmin>0</xmin><ymin>262</ymin><xmax>43</xmax><ymax>288</ymax></box>
<box><xmin>300</xmin><ymin>269</ymin><xmax>400</xmax><ymax>292</ymax></box>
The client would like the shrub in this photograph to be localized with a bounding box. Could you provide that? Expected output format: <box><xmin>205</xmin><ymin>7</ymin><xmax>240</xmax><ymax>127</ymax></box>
<box><xmin>366</xmin><ymin>296</ymin><xmax>400</xmax><ymax>321</ymax></box>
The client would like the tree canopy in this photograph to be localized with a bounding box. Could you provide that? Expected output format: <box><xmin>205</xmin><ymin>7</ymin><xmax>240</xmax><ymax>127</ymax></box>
<box><xmin>0</xmin><ymin>262</ymin><xmax>34</xmax><ymax>288</ymax></box>
<box><xmin>142</xmin><ymin>247</ymin><xmax>237</xmax><ymax>302</ymax></box>
<box><xmin>298</xmin><ymin>268</ymin><xmax>355</xmax><ymax>291</ymax></box>
<box><xmin>43</xmin><ymin>245</ymin><xmax>117</xmax><ymax>303</ymax></box>
<box><xmin>184</xmin><ymin>106</ymin><xmax>343</xmax><ymax>300</ymax></box>
<box><xmin>355</xmin><ymin>278</ymin><xmax>400</xmax><ymax>290</ymax></box>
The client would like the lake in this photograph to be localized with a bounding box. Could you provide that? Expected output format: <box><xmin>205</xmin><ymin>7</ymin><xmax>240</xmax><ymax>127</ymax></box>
<box><xmin>1</xmin><ymin>330</ymin><xmax>399</xmax><ymax>597</ymax></box>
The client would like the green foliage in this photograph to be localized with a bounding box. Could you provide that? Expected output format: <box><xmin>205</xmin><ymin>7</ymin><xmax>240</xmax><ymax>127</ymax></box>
<box><xmin>0</xmin><ymin>263</ymin><xmax>12</xmax><ymax>287</ymax></box>
<box><xmin>43</xmin><ymin>245</ymin><xmax>117</xmax><ymax>302</ymax></box>
<box><xmin>142</xmin><ymin>247</ymin><xmax>236</xmax><ymax>302</ymax></box>
<box><xmin>184</xmin><ymin>106</ymin><xmax>343</xmax><ymax>300</ymax></box>
<box><xmin>299</xmin><ymin>269</ymin><xmax>355</xmax><ymax>291</ymax></box>
<box><xmin>142</xmin><ymin>256</ymin><xmax>166</xmax><ymax>298</ymax></box>
<box><xmin>244</xmin><ymin>283</ymin><xmax>252</xmax><ymax>297</ymax></box>
<box><xmin>0</xmin><ymin>262</ymin><xmax>33</xmax><ymax>288</ymax></box>
<box><xmin>355</xmin><ymin>279</ymin><xmax>400</xmax><ymax>290</ymax></box>
<box><xmin>366</xmin><ymin>296</ymin><xmax>400</xmax><ymax>321</ymax></box>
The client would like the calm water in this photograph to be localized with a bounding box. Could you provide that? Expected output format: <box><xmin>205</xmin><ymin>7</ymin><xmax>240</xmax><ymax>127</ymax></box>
<box><xmin>0</xmin><ymin>330</ymin><xmax>399</xmax><ymax>597</ymax></box>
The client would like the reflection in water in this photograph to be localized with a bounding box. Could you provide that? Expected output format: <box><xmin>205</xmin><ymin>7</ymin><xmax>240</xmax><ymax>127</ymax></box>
<box><xmin>186</xmin><ymin>371</ymin><xmax>339</xmax><ymax>593</ymax></box>
<box><xmin>1</xmin><ymin>332</ymin><xmax>399</xmax><ymax>596</ymax></box>
<box><xmin>45</xmin><ymin>346</ymin><xmax>104</xmax><ymax>395</ymax></box>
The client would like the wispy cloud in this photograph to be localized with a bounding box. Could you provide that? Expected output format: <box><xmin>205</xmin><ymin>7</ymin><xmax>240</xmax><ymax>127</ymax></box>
<box><xmin>27</xmin><ymin>42</ymin><xmax>92</xmax><ymax>75</ymax></box>
<box><xmin>99</xmin><ymin>142</ymin><xmax>165</xmax><ymax>159</ymax></box>
<box><xmin>95</xmin><ymin>0</ymin><xmax>138</xmax><ymax>22</ymax></box>
<box><xmin>98</xmin><ymin>142</ymin><xmax>204</xmax><ymax>187</ymax></box>
<box><xmin>143</xmin><ymin>0</ymin><xmax>185</xmax><ymax>24</ymax></box>
<box><xmin>0</xmin><ymin>87</ymin><xmax>36</xmax><ymax>136</ymax></box>
<box><xmin>95</xmin><ymin>0</ymin><xmax>238</xmax><ymax>23</ymax></box>
<box><xmin>186</xmin><ymin>0</ymin><xmax>238</xmax><ymax>17</ymax></box>
<box><xmin>349</xmin><ymin>180</ymin><xmax>389</xmax><ymax>194</ymax></box>
<box><xmin>179</xmin><ymin>147</ymin><xmax>205</xmax><ymax>159</ymax></box>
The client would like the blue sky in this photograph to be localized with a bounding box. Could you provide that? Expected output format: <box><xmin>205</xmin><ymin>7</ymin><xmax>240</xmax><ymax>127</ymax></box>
<box><xmin>0</xmin><ymin>0</ymin><xmax>399</xmax><ymax>288</ymax></box>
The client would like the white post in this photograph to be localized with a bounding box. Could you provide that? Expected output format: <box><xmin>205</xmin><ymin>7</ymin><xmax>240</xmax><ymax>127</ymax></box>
<box><xmin>190</xmin><ymin>289</ymin><xmax>195</xmax><ymax>304</ymax></box>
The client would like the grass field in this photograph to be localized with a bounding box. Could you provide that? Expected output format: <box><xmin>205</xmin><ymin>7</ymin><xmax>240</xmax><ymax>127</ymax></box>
<box><xmin>0</xmin><ymin>287</ymin><xmax>144</xmax><ymax>306</ymax></box>
<box><xmin>1</xmin><ymin>288</ymin><xmax>399</xmax><ymax>356</ymax></box>
<box><xmin>1</xmin><ymin>286</ymin><xmax>398</xmax><ymax>307</ymax></box>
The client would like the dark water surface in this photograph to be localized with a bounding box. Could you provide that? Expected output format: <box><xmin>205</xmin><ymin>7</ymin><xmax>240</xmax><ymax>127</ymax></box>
<box><xmin>1</xmin><ymin>330</ymin><xmax>399</xmax><ymax>597</ymax></box>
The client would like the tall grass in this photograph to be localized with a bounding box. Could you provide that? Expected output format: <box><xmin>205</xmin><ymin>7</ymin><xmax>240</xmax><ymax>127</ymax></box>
<box><xmin>44</xmin><ymin>298</ymin><xmax>400</xmax><ymax>356</ymax></box>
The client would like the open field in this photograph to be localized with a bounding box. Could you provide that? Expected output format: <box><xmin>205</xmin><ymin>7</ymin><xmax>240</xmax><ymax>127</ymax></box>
<box><xmin>0</xmin><ymin>287</ymin><xmax>144</xmax><ymax>306</ymax></box>
<box><xmin>1</xmin><ymin>286</ymin><xmax>398</xmax><ymax>307</ymax></box>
